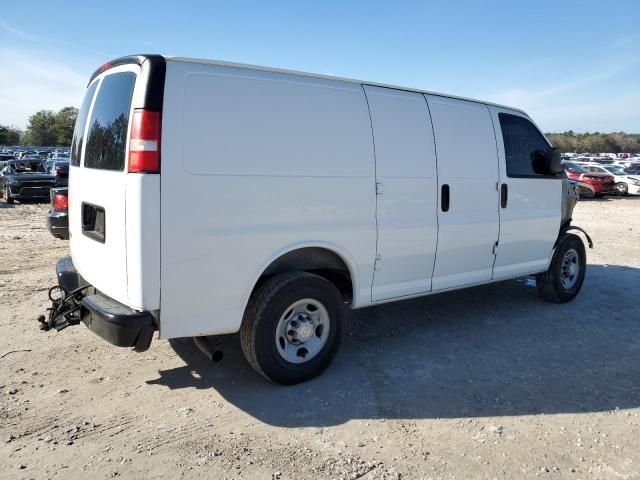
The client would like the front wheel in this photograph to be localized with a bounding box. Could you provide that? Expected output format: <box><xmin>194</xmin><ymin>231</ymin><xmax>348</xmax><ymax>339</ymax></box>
<box><xmin>536</xmin><ymin>233</ymin><xmax>586</xmax><ymax>303</ymax></box>
<box><xmin>240</xmin><ymin>272</ymin><xmax>345</xmax><ymax>385</ymax></box>
<box><xmin>3</xmin><ymin>186</ymin><xmax>13</xmax><ymax>204</ymax></box>
<box><xmin>615</xmin><ymin>182</ymin><xmax>628</xmax><ymax>196</ymax></box>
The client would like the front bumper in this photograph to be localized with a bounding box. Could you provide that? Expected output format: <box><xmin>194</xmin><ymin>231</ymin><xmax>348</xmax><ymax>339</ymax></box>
<box><xmin>6</xmin><ymin>184</ymin><xmax>52</xmax><ymax>199</ymax></box>
<box><xmin>46</xmin><ymin>210</ymin><xmax>69</xmax><ymax>240</ymax></box>
<box><xmin>627</xmin><ymin>183</ymin><xmax>640</xmax><ymax>195</ymax></box>
<box><xmin>55</xmin><ymin>257</ymin><xmax>156</xmax><ymax>351</ymax></box>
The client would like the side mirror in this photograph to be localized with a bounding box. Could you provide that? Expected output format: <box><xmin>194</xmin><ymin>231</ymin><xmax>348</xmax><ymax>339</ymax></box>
<box><xmin>531</xmin><ymin>147</ymin><xmax>562</xmax><ymax>175</ymax></box>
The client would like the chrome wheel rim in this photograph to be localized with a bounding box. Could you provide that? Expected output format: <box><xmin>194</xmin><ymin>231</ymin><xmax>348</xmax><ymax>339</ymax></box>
<box><xmin>561</xmin><ymin>248</ymin><xmax>580</xmax><ymax>290</ymax></box>
<box><xmin>275</xmin><ymin>298</ymin><xmax>330</xmax><ymax>364</ymax></box>
<box><xmin>616</xmin><ymin>183</ymin><xmax>626</xmax><ymax>193</ymax></box>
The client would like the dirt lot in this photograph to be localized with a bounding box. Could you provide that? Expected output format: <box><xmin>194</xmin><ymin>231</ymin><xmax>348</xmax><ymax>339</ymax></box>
<box><xmin>1</xmin><ymin>197</ymin><xmax>639</xmax><ymax>480</ymax></box>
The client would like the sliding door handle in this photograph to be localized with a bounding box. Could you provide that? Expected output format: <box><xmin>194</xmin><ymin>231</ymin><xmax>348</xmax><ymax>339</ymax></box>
<box><xmin>500</xmin><ymin>183</ymin><xmax>508</xmax><ymax>208</ymax></box>
<box><xmin>441</xmin><ymin>184</ymin><xmax>450</xmax><ymax>212</ymax></box>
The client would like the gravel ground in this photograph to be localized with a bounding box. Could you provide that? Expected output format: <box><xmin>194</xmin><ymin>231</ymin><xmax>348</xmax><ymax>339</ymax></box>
<box><xmin>1</xmin><ymin>197</ymin><xmax>639</xmax><ymax>480</ymax></box>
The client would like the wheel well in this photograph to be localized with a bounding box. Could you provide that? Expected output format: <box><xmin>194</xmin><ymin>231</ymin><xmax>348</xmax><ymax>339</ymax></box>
<box><xmin>256</xmin><ymin>248</ymin><xmax>353</xmax><ymax>303</ymax></box>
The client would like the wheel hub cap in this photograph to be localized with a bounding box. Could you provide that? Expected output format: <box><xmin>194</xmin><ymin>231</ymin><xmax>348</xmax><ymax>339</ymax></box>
<box><xmin>286</xmin><ymin>314</ymin><xmax>314</xmax><ymax>343</ymax></box>
<box><xmin>275</xmin><ymin>299</ymin><xmax>330</xmax><ymax>364</ymax></box>
<box><xmin>560</xmin><ymin>248</ymin><xmax>580</xmax><ymax>289</ymax></box>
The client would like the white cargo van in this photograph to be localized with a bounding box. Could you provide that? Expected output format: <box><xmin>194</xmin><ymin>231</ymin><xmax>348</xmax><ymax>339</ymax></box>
<box><xmin>45</xmin><ymin>55</ymin><xmax>590</xmax><ymax>385</ymax></box>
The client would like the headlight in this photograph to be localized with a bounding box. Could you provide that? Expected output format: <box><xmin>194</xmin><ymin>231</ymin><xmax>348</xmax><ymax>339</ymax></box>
<box><xmin>630</xmin><ymin>178</ymin><xmax>640</xmax><ymax>186</ymax></box>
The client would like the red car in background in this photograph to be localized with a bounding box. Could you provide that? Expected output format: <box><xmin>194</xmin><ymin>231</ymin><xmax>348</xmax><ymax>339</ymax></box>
<box><xmin>563</xmin><ymin>162</ymin><xmax>616</xmax><ymax>197</ymax></box>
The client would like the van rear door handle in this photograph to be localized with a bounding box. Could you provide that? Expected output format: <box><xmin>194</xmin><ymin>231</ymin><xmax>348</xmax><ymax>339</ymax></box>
<box><xmin>441</xmin><ymin>184</ymin><xmax>450</xmax><ymax>212</ymax></box>
<box><xmin>500</xmin><ymin>183</ymin><xmax>508</xmax><ymax>208</ymax></box>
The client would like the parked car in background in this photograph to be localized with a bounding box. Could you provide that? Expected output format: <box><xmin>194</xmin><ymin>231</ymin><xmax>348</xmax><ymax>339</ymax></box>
<box><xmin>48</xmin><ymin>160</ymin><xmax>69</xmax><ymax>186</ymax></box>
<box><xmin>625</xmin><ymin>163</ymin><xmax>640</xmax><ymax>175</ymax></box>
<box><xmin>583</xmin><ymin>164</ymin><xmax>640</xmax><ymax>196</ymax></box>
<box><xmin>0</xmin><ymin>159</ymin><xmax>56</xmax><ymax>204</ymax></box>
<box><xmin>0</xmin><ymin>153</ymin><xmax>14</xmax><ymax>169</ymax></box>
<box><xmin>563</xmin><ymin>161</ymin><xmax>616</xmax><ymax>196</ymax></box>
<box><xmin>589</xmin><ymin>157</ymin><xmax>615</xmax><ymax>165</ymax></box>
<box><xmin>568</xmin><ymin>178</ymin><xmax>595</xmax><ymax>198</ymax></box>
<box><xmin>46</xmin><ymin>188</ymin><xmax>69</xmax><ymax>239</ymax></box>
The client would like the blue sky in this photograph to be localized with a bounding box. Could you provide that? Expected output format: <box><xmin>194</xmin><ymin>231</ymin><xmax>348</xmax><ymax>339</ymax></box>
<box><xmin>1</xmin><ymin>0</ymin><xmax>639</xmax><ymax>132</ymax></box>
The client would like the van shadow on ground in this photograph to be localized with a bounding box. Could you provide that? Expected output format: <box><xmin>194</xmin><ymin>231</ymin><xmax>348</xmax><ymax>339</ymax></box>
<box><xmin>147</xmin><ymin>264</ymin><xmax>640</xmax><ymax>427</ymax></box>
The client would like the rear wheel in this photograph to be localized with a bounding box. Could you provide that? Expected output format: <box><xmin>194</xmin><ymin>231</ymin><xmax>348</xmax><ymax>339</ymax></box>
<box><xmin>240</xmin><ymin>272</ymin><xmax>345</xmax><ymax>385</ymax></box>
<box><xmin>536</xmin><ymin>233</ymin><xmax>586</xmax><ymax>303</ymax></box>
<box><xmin>615</xmin><ymin>182</ymin><xmax>628</xmax><ymax>196</ymax></box>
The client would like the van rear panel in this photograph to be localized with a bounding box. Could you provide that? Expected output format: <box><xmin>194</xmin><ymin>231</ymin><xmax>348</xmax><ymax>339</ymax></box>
<box><xmin>69</xmin><ymin>58</ymin><xmax>163</xmax><ymax>311</ymax></box>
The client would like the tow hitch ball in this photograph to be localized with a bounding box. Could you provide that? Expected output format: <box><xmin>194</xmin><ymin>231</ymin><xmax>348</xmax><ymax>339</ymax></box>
<box><xmin>38</xmin><ymin>285</ymin><xmax>87</xmax><ymax>332</ymax></box>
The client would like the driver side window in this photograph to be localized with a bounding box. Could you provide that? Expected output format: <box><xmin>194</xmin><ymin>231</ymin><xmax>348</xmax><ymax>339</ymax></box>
<box><xmin>499</xmin><ymin>113</ymin><xmax>551</xmax><ymax>178</ymax></box>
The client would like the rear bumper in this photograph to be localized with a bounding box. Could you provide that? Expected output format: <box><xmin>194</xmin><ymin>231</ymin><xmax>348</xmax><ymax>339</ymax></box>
<box><xmin>56</xmin><ymin>257</ymin><xmax>157</xmax><ymax>351</ymax></box>
<box><xmin>46</xmin><ymin>210</ymin><xmax>69</xmax><ymax>240</ymax></box>
<box><xmin>591</xmin><ymin>183</ymin><xmax>616</xmax><ymax>195</ymax></box>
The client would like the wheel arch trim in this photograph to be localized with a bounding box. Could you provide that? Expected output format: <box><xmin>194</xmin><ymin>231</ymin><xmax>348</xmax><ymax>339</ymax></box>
<box><xmin>240</xmin><ymin>241</ymin><xmax>360</xmax><ymax>316</ymax></box>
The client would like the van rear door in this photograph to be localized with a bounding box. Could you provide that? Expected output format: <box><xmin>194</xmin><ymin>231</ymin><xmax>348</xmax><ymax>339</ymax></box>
<box><xmin>69</xmin><ymin>58</ymin><xmax>162</xmax><ymax>311</ymax></box>
<box><xmin>69</xmin><ymin>66</ymin><xmax>137</xmax><ymax>306</ymax></box>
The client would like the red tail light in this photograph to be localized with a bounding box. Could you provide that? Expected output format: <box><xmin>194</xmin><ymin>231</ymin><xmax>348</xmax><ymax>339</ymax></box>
<box><xmin>128</xmin><ymin>109</ymin><xmax>161</xmax><ymax>173</ymax></box>
<box><xmin>53</xmin><ymin>193</ymin><xmax>68</xmax><ymax>211</ymax></box>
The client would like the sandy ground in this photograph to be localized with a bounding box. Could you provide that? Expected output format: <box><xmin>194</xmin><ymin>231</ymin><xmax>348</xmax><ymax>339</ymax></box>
<box><xmin>1</xmin><ymin>197</ymin><xmax>639</xmax><ymax>480</ymax></box>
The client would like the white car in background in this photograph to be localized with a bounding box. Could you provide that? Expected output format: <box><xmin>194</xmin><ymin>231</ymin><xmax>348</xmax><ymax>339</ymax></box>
<box><xmin>583</xmin><ymin>163</ymin><xmax>640</xmax><ymax>195</ymax></box>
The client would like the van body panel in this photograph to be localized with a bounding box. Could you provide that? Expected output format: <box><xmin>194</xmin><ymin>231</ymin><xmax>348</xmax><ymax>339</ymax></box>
<box><xmin>425</xmin><ymin>95</ymin><xmax>500</xmax><ymax>291</ymax></box>
<box><xmin>159</xmin><ymin>60</ymin><xmax>376</xmax><ymax>338</ymax></box>
<box><xmin>363</xmin><ymin>85</ymin><xmax>438</xmax><ymax>301</ymax></box>
<box><xmin>488</xmin><ymin>106</ymin><xmax>562</xmax><ymax>278</ymax></box>
<box><xmin>124</xmin><ymin>173</ymin><xmax>160</xmax><ymax>310</ymax></box>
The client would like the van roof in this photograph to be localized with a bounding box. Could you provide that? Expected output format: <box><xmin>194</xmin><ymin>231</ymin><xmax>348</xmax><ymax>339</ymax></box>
<box><xmin>166</xmin><ymin>55</ymin><xmax>526</xmax><ymax>115</ymax></box>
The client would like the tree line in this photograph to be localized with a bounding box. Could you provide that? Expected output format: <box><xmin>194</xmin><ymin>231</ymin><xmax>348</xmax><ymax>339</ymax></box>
<box><xmin>0</xmin><ymin>107</ymin><xmax>78</xmax><ymax>147</ymax></box>
<box><xmin>546</xmin><ymin>131</ymin><xmax>640</xmax><ymax>154</ymax></box>
<box><xmin>1</xmin><ymin>107</ymin><xmax>639</xmax><ymax>153</ymax></box>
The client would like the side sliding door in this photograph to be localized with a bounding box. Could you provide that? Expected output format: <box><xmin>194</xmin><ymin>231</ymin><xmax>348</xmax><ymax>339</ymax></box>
<box><xmin>364</xmin><ymin>86</ymin><xmax>438</xmax><ymax>301</ymax></box>
<box><xmin>426</xmin><ymin>95</ymin><xmax>500</xmax><ymax>291</ymax></box>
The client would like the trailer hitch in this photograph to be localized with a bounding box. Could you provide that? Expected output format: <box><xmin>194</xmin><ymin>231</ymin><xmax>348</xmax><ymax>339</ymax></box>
<box><xmin>38</xmin><ymin>284</ymin><xmax>89</xmax><ymax>332</ymax></box>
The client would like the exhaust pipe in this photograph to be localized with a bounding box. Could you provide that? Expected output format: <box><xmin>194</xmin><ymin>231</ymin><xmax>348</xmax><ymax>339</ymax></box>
<box><xmin>193</xmin><ymin>336</ymin><xmax>224</xmax><ymax>362</ymax></box>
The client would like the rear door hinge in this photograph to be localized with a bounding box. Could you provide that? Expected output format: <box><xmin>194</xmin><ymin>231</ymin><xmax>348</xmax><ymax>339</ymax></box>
<box><xmin>374</xmin><ymin>255</ymin><xmax>382</xmax><ymax>271</ymax></box>
<box><xmin>492</xmin><ymin>241</ymin><xmax>499</xmax><ymax>255</ymax></box>
<box><xmin>376</xmin><ymin>182</ymin><xmax>384</xmax><ymax>195</ymax></box>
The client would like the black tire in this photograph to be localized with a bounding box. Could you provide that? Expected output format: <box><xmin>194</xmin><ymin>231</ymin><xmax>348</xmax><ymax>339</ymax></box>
<box><xmin>240</xmin><ymin>271</ymin><xmax>345</xmax><ymax>385</ymax></box>
<box><xmin>615</xmin><ymin>182</ymin><xmax>628</xmax><ymax>196</ymax></box>
<box><xmin>536</xmin><ymin>233</ymin><xmax>586</xmax><ymax>303</ymax></box>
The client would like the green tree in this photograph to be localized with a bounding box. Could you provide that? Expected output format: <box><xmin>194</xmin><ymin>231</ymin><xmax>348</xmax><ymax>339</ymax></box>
<box><xmin>54</xmin><ymin>106</ymin><xmax>78</xmax><ymax>145</ymax></box>
<box><xmin>0</xmin><ymin>125</ymin><xmax>22</xmax><ymax>145</ymax></box>
<box><xmin>23</xmin><ymin>110</ymin><xmax>57</xmax><ymax>146</ymax></box>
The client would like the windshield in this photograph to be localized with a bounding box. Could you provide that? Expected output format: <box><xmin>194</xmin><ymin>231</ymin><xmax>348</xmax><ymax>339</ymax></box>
<box><xmin>605</xmin><ymin>166</ymin><xmax>626</xmax><ymax>175</ymax></box>
<box><xmin>564</xmin><ymin>162</ymin><xmax>588</xmax><ymax>173</ymax></box>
